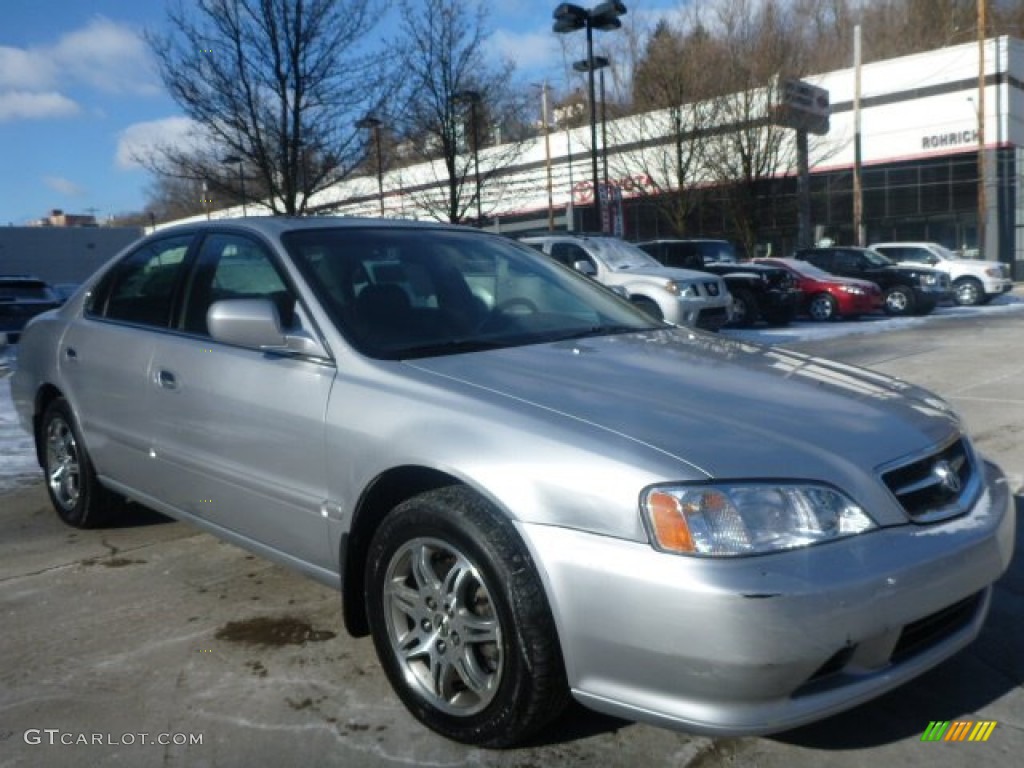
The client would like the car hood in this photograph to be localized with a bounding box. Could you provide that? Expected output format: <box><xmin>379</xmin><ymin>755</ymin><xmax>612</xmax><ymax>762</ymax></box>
<box><xmin>406</xmin><ymin>329</ymin><xmax>957</xmax><ymax>490</ymax></box>
<box><xmin>613</xmin><ymin>265</ymin><xmax>719</xmax><ymax>282</ymax></box>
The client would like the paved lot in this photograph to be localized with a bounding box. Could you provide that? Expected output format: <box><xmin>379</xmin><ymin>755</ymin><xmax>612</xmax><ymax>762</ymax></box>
<box><xmin>1</xmin><ymin>308</ymin><xmax>1022</xmax><ymax>767</ymax></box>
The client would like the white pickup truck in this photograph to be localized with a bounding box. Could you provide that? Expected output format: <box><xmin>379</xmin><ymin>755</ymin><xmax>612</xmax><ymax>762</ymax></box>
<box><xmin>870</xmin><ymin>242</ymin><xmax>1012</xmax><ymax>306</ymax></box>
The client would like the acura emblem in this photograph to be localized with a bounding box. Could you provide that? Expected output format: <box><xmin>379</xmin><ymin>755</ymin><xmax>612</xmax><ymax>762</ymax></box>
<box><xmin>932</xmin><ymin>460</ymin><xmax>961</xmax><ymax>494</ymax></box>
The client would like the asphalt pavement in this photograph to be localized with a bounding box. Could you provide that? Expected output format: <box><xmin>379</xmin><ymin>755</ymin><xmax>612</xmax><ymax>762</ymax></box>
<box><xmin>1</xmin><ymin>306</ymin><xmax>1022</xmax><ymax>768</ymax></box>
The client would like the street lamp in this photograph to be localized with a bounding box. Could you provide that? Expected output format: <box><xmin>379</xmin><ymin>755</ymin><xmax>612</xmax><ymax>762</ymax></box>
<box><xmin>572</xmin><ymin>55</ymin><xmax>611</xmax><ymax>230</ymax></box>
<box><xmin>453</xmin><ymin>90</ymin><xmax>483</xmax><ymax>224</ymax></box>
<box><xmin>553</xmin><ymin>2</ymin><xmax>626</xmax><ymax>231</ymax></box>
<box><xmin>356</xmin><ymin>114</ymin><xmax>385</xmax><ymax>216</ymax></box>
<box><xmin>221</xmin><ymin>154</ymin><xmax>247</xmax><ymax>216</ymax></box>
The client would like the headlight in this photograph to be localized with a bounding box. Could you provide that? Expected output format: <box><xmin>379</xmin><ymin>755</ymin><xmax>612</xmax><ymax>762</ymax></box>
<box><xmin>919</xmin><ymin>274</ymin><xmax>939</xmax><ymax>286</ymax></box>
<box><xmin>985</xmin><ymin>267</ymin><xmax>1001</xmax><ymax>278</ymax></box>
<box><xmin>641</xmin><ymin>483</ymin><xmax>876</xmax><ymax>557</ymax></box>
<box><xmin>839</xmin><ymin>285</ymin><xmax>865</xmax><ymax>295</ymax></box>
<box><xmin>665</xmin><ymin>280</ymin><xmax>698</xmax><ymax>298</ymax></box>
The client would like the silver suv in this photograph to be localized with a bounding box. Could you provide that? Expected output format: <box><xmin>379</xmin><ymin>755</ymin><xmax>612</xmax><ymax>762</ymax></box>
<box><xmin>870</xmin><ymin>242</ymin><xmax>1013</xmax><ymax>306</ymax></box>
<box><xmin>520</xmin><ymin>234</ymin><xmax>732</xmax><ymax>330</ymax></box>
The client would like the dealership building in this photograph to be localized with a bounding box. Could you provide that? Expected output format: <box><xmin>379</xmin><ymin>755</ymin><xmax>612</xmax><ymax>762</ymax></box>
<box><xmin>195</xmin><ymin>36</ymin><xmax>1024</xmax><ymax>278</ymax></box>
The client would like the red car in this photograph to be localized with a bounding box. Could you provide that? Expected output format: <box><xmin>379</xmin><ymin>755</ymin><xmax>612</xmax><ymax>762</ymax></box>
<box><xmin>756</xmin><ymin>258</ymin><xmax>882</xmax><ymax>320</ymax></box>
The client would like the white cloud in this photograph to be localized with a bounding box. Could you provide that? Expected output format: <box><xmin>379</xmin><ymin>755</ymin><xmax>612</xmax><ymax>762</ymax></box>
<box><xmin>44</xmin><ymin>176</ymin><xmax>86</xmax><ymax>197</ymax></box>
<box><xmin>53</xmin><ymin>17</ymin><xmax>159</xmax><ymax>95</ymax></box>
<box><xmin>0</xmin><ymin>46</ymin><xmax>57</xmax><ymax>90</ymax></box>
<box><xmin>0</xmin><ymin>17</ymin><xmax>158</xmax><ymax>123</ymax></box>
<box><xmin>0</xmin><ymin>90</ymin><xmax>80</xmax><ymax>122</ymax></box>
<box><xmin>116</xmin><ymin>117</ymin><xmax>203</xmax><ymax>170</ymax></box>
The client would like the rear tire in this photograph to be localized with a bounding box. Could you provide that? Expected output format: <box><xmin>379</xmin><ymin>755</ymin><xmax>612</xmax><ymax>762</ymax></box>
<box><xmin>365</xmin><ymin>486</ymin><xmax>568</xmax><ymax>747</ymax></box>
<box><xmin>40</xmin><ymin>397</ymin><xmax>121</xmax><ymax>528</ymax></box>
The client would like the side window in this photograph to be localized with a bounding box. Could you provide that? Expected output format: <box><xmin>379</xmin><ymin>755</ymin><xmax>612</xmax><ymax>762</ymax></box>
<box><xmin>834</xmin><ymin>251</ymin><xmax>860</xmax><ymax>271</ymax></box>
<box><xmin>550</xmin><ymin>242</ymin><xmax>595</xmax><ymax>272</ymax></box>
<box><xmin>182</xmin><ymin>233</ymin><xmax>294</xmax><ymax>335</ymax></box>
<box><xmin>98</xmin><ymin>236</ymin><xmax>193</xmax><ymax>327</ymax></box>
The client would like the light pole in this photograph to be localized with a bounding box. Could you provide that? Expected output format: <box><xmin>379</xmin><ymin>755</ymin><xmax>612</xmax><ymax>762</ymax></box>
<box><xmin>572</xmin><ymin>55</ymin><xmax>611</xmax><ymax>231</ymax></box>
<box><xmin>454</xmin><ymin>90</ymin><xmax>483</xmax><ymax>224</ymax></box>
<box><xmin>357</xmin><ymin>114</ymin><xmax>385</xmax><ymax>216</ymax></box>
<box><xmin>553</xmin><ymin>2</ymin><xmax>626</xmax><ymax>232</ymax></box>
<box><xmin>531</xmin><ymin>82</ymin><xmax>556</xmax><ymax>231</ymax></box>
<box><xmin>221</xmin><ymin>154</ymin><xmax>247</xmax><ymax>216</ymax></box>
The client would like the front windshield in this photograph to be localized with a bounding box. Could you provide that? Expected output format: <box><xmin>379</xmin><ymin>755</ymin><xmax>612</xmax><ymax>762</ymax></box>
<box><xmin>932</xmin><ymin>245</ymin><xmax>957</xmax><ymax>261</ymax></box>
<box><xmin>283</xmin><ymin>227</ymin><xmax>660</xmax><ymax>360</ymax></box>
<box><xmin>590</xmin><ymin>238</ymin><xmax>663</xmax><ymax>270</ymax></box>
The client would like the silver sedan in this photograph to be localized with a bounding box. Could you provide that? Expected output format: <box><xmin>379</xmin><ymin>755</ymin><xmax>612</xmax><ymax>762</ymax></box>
<box><xmin>12</xmin><ymin>218</ymin><xmax>1014</xmax><ymax>747</ymax></box>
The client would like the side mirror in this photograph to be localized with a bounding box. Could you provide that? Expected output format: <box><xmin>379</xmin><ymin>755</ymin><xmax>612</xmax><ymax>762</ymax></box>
<box><xmin>207</xmin><ymin>299</ymin><xmax>328</xmax><ymax>358</ymax></box>
<box><xmin>573</xmin><ymin>259</ymin><xmax>597</xmax><ymax>277</ymax></box>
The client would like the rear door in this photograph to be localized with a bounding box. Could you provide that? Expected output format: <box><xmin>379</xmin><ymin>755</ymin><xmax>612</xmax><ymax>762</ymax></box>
<box><xmin>60</xmin><ymin>234</ymin><xmax>195</xmax><ymax>494</ymax></box>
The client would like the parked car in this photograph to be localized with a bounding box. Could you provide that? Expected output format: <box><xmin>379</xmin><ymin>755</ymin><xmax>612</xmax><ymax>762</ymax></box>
<box><xmin>0</xmin><ymin>275</ymin><xmax>64</xmax><ymax>344</ymax></box>
<box><xmin>520</xmin><ymin>234</ymin><xmax>732</xmax><ymax>330</ymax></box>
<box><xmin>794</xmin><ymin>246</ymin><xmax>952</xmax><ymax>316</ymax></box>
<box><xmin>13</xmin><ymin>218</ymin><xmax>1014</xmax><ymax>747</ymax></box>
<box><xmin>634</xmin><ymin>238</ymin><xmax>739</xmax><ymax>268</ymax></box>
<box><xmin>636</xmin><ymin>240</ymin><xmax>800</xmax><ymax>327</ymax></box>
<box><xmin>869</xmin><ymin>242</ymin><xmax>1013</xmax><ymax>306</ymax></box>
<box><xmin>757</xmin><ymin>257</ymin><xmax>883</xmax><ymax>320</ymax></box>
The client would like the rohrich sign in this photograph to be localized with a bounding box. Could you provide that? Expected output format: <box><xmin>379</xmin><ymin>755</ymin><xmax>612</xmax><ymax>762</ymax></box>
<box><xmin>921</xmin><ymin>129</ymin><xmax>979</xmax><ymax>150</ymax></box>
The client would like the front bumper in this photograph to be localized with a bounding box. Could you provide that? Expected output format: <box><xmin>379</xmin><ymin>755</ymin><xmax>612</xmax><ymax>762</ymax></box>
<box><xmin>518</xmin><ymin>460</ymin><xmax>1013</xmax><ymax>736</ymax></box>
<box><xmin>982</xmin><ymin>276</ymin><xmax>1013</xmax><ymax>297</ymax></box>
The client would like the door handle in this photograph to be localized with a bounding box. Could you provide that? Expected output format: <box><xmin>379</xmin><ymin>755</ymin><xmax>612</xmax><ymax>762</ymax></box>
<box><xmin>64</xmin><ymin>347</ymin><xmax>77</xmax><ymax>360</ymax></box>
<box><xmin>156</xmin><ymin>369</ymin><xmax>178</xmax><ymax>390</ymax></box>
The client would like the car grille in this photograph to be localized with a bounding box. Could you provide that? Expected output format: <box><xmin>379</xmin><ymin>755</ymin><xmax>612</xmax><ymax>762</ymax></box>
<box><xmin>703</xmin><ymin>281</ymin><xmax>720</xmax><ymax>297</ymax></box>
<box><xmin>880</xmin><ymin>437</ymin><xmax>979</xmax><ymax>523</ymax></box>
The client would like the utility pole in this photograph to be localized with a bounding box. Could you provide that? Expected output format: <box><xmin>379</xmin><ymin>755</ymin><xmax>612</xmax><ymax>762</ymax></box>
<box><xmin>853</xmin><ymin>25</ymin><xmax>863</xmax><ymax>246</ymax></box>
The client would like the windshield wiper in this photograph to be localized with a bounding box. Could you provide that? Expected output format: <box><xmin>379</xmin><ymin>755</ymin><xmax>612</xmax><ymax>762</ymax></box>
<box><xmin>396</xmin><ymin>338</ymin><xmax>512</xmax><ymax>359</ymax></box>
<box><xmin>544</xmin><ymin>324</ymin><xmax>652</xmax><ymax>342</ymax></box>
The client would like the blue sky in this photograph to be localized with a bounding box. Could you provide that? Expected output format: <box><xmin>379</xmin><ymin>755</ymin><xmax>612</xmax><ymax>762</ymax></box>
<box><xmin>0</xmin><ymin>0</ymin><xmax>681</xmax><ymax>226</ymax></box>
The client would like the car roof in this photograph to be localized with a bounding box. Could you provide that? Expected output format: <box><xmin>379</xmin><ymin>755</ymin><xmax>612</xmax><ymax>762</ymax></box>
<box><xmin>153</xmin><ymin>216</ymin><xmax>476</xmax><ymax>239</ymax></box>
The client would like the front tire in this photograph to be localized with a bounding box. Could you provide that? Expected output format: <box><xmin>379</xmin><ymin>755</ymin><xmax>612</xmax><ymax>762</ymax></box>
<box><xmin>883</xmin><ymin>285</ymin><xmax>916</xmax><ymax>316</ymax></box>
<box><xmin>728</xmin><ymin>288</ymin><xmax>759</xmax><ymax>327</ymax></box>
<box><xmin>953</xmin><ymin>277</ymin><xmax>983</xmax><ymax>306</ymax></box>
<box><xmin>365</xmin><ymin>486</ymin><xmax>568</xmax><ymax>747</ymax></box>
<box><xmin>40</xmin><ymin>397</ymin><xmax>120</xmax><ymax>528</ymax></box>
<box><xmin>807</xmin><ymin>293</ymin><xmax>839</xmax><ymax>321</ymax></box>
<box><xmin>631</xmin><ymin>296</ymin><xmax>663</xmax><ymax>321</ymax></box>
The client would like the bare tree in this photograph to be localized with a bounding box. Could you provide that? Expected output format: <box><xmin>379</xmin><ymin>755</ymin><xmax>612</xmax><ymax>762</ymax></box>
<box><xmin>687</xmin><ymin>0</ymin><xmax>810</xmax><ymax>256</ymax></box>
<box><xmin>612</xmin><ymin>20</ymin><xmax>723</xmax><ymax>235</ymax></box>
<box><xmin>146</xmin><ymin>0</ymin><xmax>389</xmax><ymax>216</ymax></box>
<box><xmin>392</xmin><ymin>0</ymin><xmax>529</xmax><ymax>224</ymax></box>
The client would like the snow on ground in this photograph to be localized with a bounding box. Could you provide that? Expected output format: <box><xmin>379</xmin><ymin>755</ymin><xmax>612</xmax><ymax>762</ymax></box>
<box><xmin>1</xmin><ymin>292</ymin><xmax>1022</xmax><ymax>495</ymax></box>
<box><xmin>0</xmin><ymin>344</ymin><xmax>38</xmax><ymax>495</ymax></box>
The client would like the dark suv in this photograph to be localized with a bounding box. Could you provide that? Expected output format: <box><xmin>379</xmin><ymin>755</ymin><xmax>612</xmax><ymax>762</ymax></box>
<box><xmin>1</xmin><ymin>275</ymin><xmax>64</xmax><ymax>344</ymax></box>
<box><xmin>794</xmin><ymin>247</ymin><xmax>951</xmax><ymax>316</ymax></box>
<box><xmin>636</xmin><ymin>239</ymin><xmax>800</xmax><ymax>327</ymax></box>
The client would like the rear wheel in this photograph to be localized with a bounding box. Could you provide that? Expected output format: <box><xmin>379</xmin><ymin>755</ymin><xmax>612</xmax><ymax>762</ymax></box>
<box><xmin>807</xmin><ymin>293</ymin><xmax>839</xmax><ymax>321</ymax></box>
<box><xmin>883</xmin><ymin>285</ymin><xmax>916</xmax><ymax>316</ymax></box>
<box><xmin>40</xmin><ymin>398</ymin><xmax>120</xmax><ymax>528</ymax></box>
<box><xmin>365</xmin><ymin>487</ymin><xmax>568</xmax><ymax>747</ymax></box>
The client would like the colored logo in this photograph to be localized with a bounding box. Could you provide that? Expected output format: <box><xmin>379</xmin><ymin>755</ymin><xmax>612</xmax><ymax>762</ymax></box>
<box><xmin>921</xmin><ymin>720</ymin><xmax>997</xmax><ymax>742</ymax></box>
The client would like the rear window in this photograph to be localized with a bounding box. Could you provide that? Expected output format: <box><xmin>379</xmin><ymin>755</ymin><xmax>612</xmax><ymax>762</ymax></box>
<box><xmin>0</xmin><ymin>282</ymin><xmax>52</xmax><ymax>300</ymax></box>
